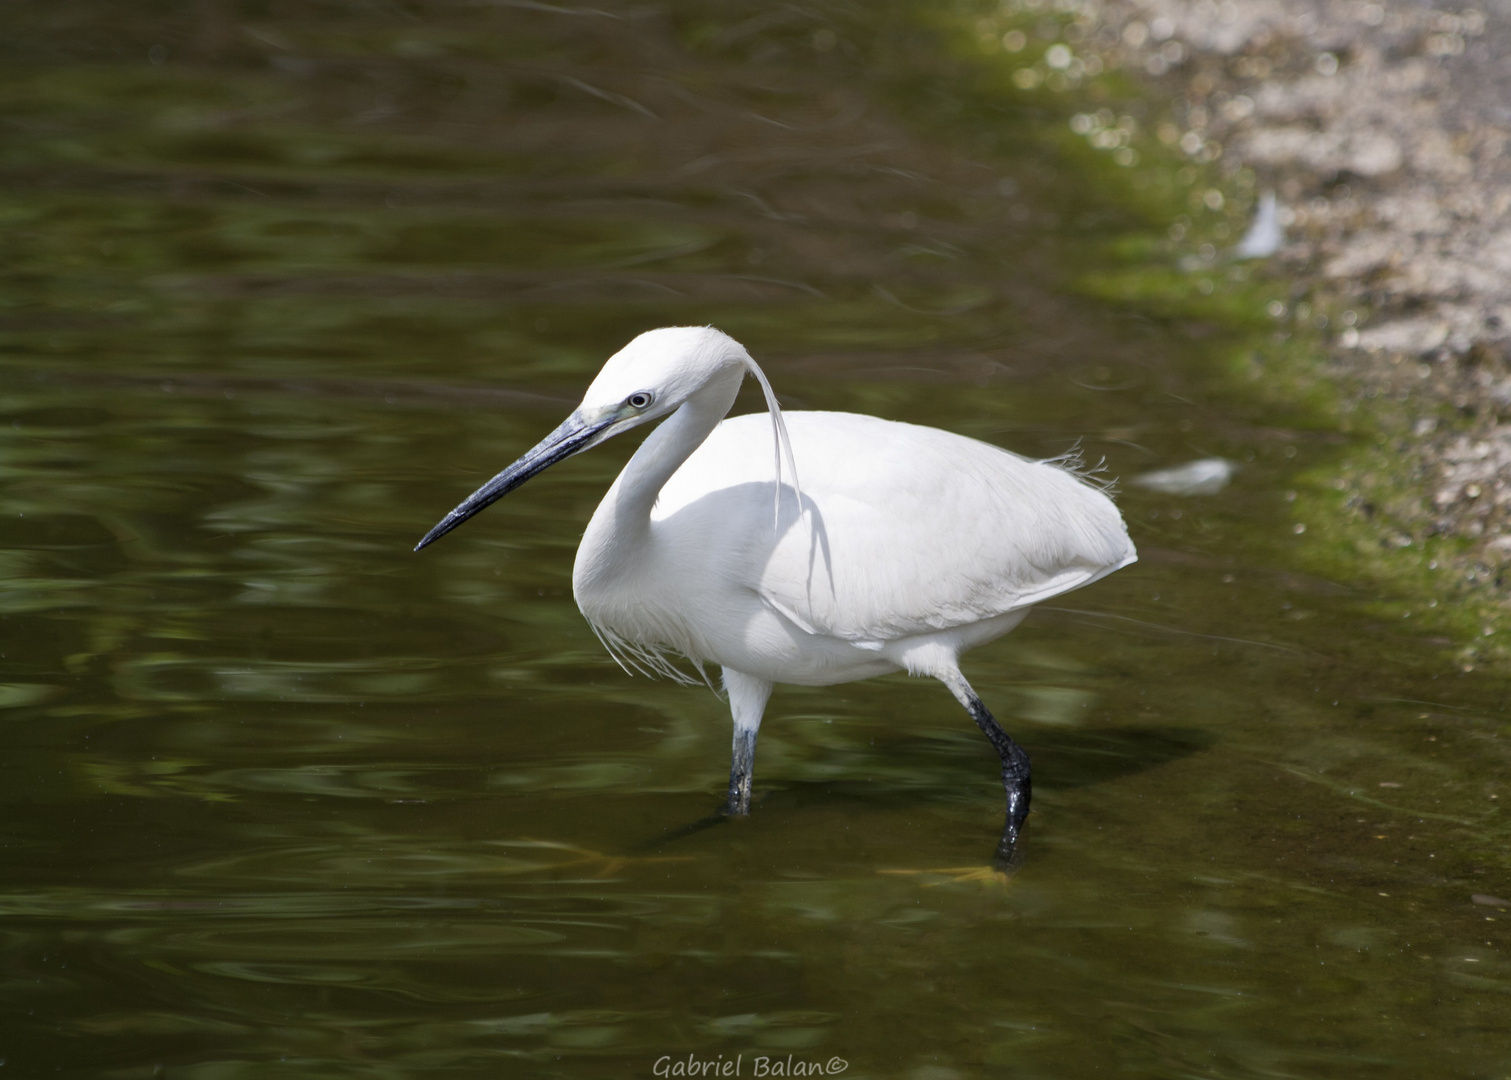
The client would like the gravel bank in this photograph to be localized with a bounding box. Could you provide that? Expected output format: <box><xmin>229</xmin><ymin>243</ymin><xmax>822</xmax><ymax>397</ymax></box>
<box><xmin>1011</xmin><ymin>0</ymin><xmax>1511</xmax><ymax>610</ymax></box>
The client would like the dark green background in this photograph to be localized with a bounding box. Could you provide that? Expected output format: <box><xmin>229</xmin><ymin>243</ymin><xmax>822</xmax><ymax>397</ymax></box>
<box><xmin>2</xmin><ymin>2</ymin><xmax>1509</xmax><ymax>1076</ymax></box>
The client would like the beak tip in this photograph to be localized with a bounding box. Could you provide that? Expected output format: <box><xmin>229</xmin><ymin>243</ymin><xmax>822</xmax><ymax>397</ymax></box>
<box><xmin>414</xmin><ymin>520</ymin><xmax>450</xmax><ymax>552</ymax></box>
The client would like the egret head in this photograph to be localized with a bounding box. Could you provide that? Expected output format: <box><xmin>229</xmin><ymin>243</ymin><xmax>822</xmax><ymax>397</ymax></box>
<box><xmin>579</xmin><ymin>326</ymin><xmax>749</xmax><ymax>424</ymax></box>
<box><xmin>414</xmin><ymin>326</ymin><xmax>759</xmax><ymax>551</ymax></box>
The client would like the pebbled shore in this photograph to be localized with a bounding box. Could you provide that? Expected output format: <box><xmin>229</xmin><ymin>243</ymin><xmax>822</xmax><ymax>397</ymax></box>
<box><xmin>1006</xmin><ymin>0</ymin><xmax>1511</xmax><ymax>638</ymax></box>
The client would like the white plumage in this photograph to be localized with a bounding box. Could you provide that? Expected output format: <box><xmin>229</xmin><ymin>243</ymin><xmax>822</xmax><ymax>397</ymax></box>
<box><xmin>417</xmin><ymin>326</ymin><xmax>1136</xmax><ymax>860</ymax></box>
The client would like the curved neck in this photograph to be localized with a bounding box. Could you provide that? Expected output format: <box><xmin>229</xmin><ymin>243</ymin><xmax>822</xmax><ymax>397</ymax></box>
<box><xmin>608</xmin><ymin>365</ymin><xmax>743</xmax><ymax>532</ymax></box>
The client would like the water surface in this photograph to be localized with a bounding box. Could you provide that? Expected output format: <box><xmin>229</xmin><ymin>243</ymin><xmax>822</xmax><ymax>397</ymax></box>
<box><xmin>3</xmin><ymin>2</ymin><xmax>1510</xmax><ymax>1077</ymax></box>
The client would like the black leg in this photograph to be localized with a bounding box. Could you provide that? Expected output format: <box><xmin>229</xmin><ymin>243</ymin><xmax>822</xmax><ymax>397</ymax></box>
<box><xmin>724</xmin><ymin>727</ymin><xmax>757</xmax><ymax>815</ymax></box>
<box><xmin>963</xmin><ymin>693</ymin><xmax>1032</xmax><ymax>862</ymax></box>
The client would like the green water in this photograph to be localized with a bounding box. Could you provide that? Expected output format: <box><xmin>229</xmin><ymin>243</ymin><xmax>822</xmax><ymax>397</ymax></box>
<box><xmin>4</xmin><ymin>3</ymin><xmax>1510</xmax><ymax>1077</ymax></box>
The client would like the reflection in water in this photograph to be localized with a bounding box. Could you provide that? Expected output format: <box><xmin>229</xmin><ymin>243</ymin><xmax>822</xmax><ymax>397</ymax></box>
<box><xmin>1</xmin><ymin>0</ymin><xmax>1510</xmax><ymax>1076</ymax></box>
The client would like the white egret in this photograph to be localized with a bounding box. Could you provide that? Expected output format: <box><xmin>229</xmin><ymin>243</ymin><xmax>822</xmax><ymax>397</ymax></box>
<box><xmin>417</xmin><ymin>326</ymin><xmax>1136</xmax><ymax>859</ymax></box>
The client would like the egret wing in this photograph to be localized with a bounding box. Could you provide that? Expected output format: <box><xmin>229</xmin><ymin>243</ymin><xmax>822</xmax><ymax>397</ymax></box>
<box><xmin>656</xmin><ymin>412</ymin><xmax>1135</xmax><ymax>644</ymax></box>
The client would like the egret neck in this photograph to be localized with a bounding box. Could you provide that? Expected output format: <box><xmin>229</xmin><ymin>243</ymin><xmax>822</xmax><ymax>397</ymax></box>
<box><xmin>580</xmin><ymin>360</ymin><xmax>745</xmax><ymax>575</ymax></box>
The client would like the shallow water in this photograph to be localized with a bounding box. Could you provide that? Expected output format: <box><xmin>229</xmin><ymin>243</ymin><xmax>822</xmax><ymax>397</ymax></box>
<box><xmin>3</xmin><ymin>3</ymin><xmax>1510</xmax><ymax>1077</ymax></box>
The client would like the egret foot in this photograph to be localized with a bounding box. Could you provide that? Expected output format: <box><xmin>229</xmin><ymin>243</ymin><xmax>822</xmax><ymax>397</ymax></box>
<box><xmin>964</xmin><ymin>693</ymin><xmax>1032</xmax><ymax>862</ymax></box>
<box><xmin>723</xmin><ymin>726</ymin><xmax>757</xmax><ymax>815</ymax></box>
<box><xmin>992</xmin><ymin>815</ymin><xmax>1029</xmax><ymax>872</ymax></box>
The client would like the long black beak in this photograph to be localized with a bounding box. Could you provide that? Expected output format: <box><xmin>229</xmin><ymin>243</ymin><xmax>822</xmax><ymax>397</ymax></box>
<box><xmin>414</xmin><ymin>411</ymin><xmax>611</xmax><ymax>552</ymax></box>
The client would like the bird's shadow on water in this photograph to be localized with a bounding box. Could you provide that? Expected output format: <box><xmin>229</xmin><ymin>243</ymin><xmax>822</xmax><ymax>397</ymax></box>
<box><xmin>1016</xmin><ymin>724</ymin><xmax>1215</xmax><ymax>791</ymax></box>
<box><xmin>636</xmin><ymin>725</ymin><xmax>1213</xmax><ymax>868</ymax></box>
<box><xmin>635</xmin><ymin>809</ymin><xmax>735</xmax><ymax>852</ymax></box>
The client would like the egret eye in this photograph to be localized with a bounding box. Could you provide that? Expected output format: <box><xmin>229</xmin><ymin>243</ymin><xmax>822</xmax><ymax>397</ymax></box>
<box><xmin>627</xmin><ymin>392</ymin><xmax>653</xmax><ymax>410</ymax></box>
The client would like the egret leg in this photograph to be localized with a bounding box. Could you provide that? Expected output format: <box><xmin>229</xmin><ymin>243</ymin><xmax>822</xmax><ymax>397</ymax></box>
<box><xmin>938</xmin><ymin>670</ymin><xmax>1032</xmax><ymax>860</ymax></box>
<box><xmin>722</xmin><ymin>669</ymin><xmax>773</xmax><ymax>815</ymax></box>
